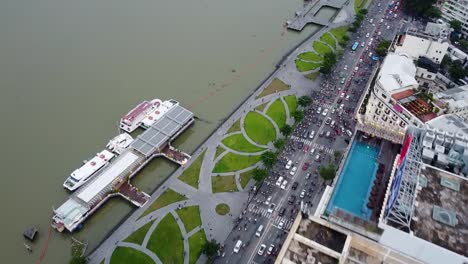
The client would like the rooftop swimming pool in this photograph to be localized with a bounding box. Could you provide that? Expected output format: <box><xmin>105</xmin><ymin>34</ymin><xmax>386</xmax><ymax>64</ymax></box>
<box><xmin>326</xmin><ymin>140</ymin><xmax>379</xmax><ymax>220</ymax></box>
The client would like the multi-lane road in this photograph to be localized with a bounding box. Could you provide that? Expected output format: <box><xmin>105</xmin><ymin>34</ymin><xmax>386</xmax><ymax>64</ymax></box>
<box><xmin>215</xmin><ymin>0</ymin><xmax>407</xmax><ymax>263</ymax></box>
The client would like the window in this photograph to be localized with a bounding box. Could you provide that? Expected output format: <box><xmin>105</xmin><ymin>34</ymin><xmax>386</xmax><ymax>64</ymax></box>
<box><xmin>381</xmin><ymin>93</ymin><xmax>387</xmax><ymax>99</ymax></box>
<box><xmin>427</xmin><ymin>74</ymin><xmax>432</xmax><ymax>78</ymax></box>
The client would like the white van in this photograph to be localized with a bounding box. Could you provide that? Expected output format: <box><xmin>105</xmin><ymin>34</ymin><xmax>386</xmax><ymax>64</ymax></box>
<box><xmin>326</xmin><ymin>131</ymin><xmax>331</xmax><ymax>138</ymax></box>
<box><xmin>256</xmin><ymin>225</ymin><xmax>264</xmax><ymax>237</ymax></box>
<box><xmin>330</xmin><ymin>120</ymin><xmax>335</xmax><ymax>128</ymax></box>
<box><xmin>234</xmin><ymin>240</ymin><xmax>242</xmax><ymax>253</ymax></box>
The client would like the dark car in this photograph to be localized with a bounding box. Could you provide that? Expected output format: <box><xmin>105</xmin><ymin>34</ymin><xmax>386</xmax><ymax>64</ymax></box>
<box><xmin>302</xmin><ymin>162</ymin><xmax>310</xmax><ymax>171</ymax></box>
<box><xmin>288</xmin><ymin>195</ymin><xmax>296</xmax><ymax>204</ymax></box>
<box><xmin>292</xmin><ymin>182</ymin><xmax>299</xmax><ymax>190</ymax></box>
<box><xmin>279</xmin><ymin>207</ymin><xmax>286</xmax><ymax>216</ymax></box>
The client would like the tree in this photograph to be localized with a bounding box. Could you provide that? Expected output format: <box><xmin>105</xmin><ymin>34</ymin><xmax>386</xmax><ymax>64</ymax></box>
<box><xmin>359</xmin><ymin>9</ymin><xmax>368</xmax><ymax>15</ymax></box>
<box><xmin>69</xmin><ymin>256</ymin><xmax>87</xmax><ymax>264</ymax></box>
<box><xmin>298</xmin><ymin>95</ymin><xmax>312</xmax><ymax>107</ymax></box>
<box><xmin>203</xmin><ymin>239</ymin><xmax>220</xmax><ymax>260</ymax></box>
<box><xmin>320</xmin><ymin>52</ymin><xmax>337</xmax><ymax>74</ymax></box>
<box><xmin>376</xmin><ymin>40</ymin><xmax>391</xmax><ymax>57</ymax></box>
<box><xmin>448</xmin><ymin>61</ymin><xmax>467</xmax><ymax>80</ymax></box>
<box><xmin>291</xmin><ymin>110</ymin><xmax>304</xmax><ymax>123</ymax></box>
<box><xmin>450</xmin><ymin>19</ymin><xmax>463</xmax><ymax>32</ymax></box>
<box><xmin>261</xmin><ymin>151</ymin><xmax>277</xmax><ymax>169</ymax></box>
<box><xmin>319</xmin><ymin>164</ymin><xmax>336</xmax><ymax>181</ymax></box>
<box><xmin>274</xmin><ymin>138</ymin><xmax>286</xmax><ymax>149</ymax></box>
<box><xmin>403</xmin><ymin>0</ymin><xmax>437</xmax><ymax>17</ymax></box>
<box><xmin>252</xmin><ymin>168</ymin><xmax>268</xmax><ymax>183</ymax></box>
<box><xmin>280</xmin><ymin>124</ymin><xmax>293</xmax><ymax>137</ymax></box>
<box><xmin>424</xmin><ymin>6</ymin><xmax>441</xmax><ymax>18</ymax></box>
<box><xmin>333</xmin><ymin>150</ymin><xmax>342</xmax><ymax>161</ymax></box>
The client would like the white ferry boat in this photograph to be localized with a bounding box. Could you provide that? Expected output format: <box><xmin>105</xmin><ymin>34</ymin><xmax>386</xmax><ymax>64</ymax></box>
<box><xmin>119</xmin><ymin>99</ymin><xmax>161</xmax><ymax>133</ymax></box>
<box><xmin>106</xmin><ymin>133</ymin><xmax>134</xmax><ymax>155</ymax></box>
<box><xmin>140</xmin><ymin>100</ymin><xmax>178</xmax><ymax>128</ymax></box>
<box><xmin>63</xmin><ymin>150</ymin><xmax>115</xmax><ymax>191</ymax></box>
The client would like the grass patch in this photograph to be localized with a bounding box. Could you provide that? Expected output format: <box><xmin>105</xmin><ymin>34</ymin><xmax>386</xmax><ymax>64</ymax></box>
<box><xmin>176</xmin><ymin>206</ymin><xmax>202</xmax><ymax>233</ymax></box>
<box><xmin>141</xmin><ymin>189</ymin><xmax>186</xmax><ymax>218</ymax></box>
<box><xmin>178</xmin><ymin>150</ymin><xmax>205</xmax><ymax>189</ymax></box>
<box><xmin>306</xmin><ymin>71</ymin><xmax>320</xmax><ymax>80</ymax></box>
<box><xmin>226</xmin><ymin>119</ymin><xmax>241</xmax><ymax>134</ymax></box>
<box><xmin>215</xmin><ymin>203</ymin><xmax>230</xmax><ymax>215</ymax></box>
<box><xmin>213</xmin><ymin>152</ymin><xmax>261</xmax><ymax>173</ymax></box>
<box><xmin>147</xmin><ymin>214</ymin><xmax>184</xmax><ymax>264</ymax></box>
<box><xmin>295</xmin><ymin>59</ymin><xmax>321</xmax><ymax>72</ymax></box>
<box><xmin>354</xmin><ymin>0</ymin><xmax>368</xmax><ymax>12</ymax></box>
<box><xmin>214</xmin><ymin>146</ymin><xmax>225</xmax><ymax>160</ymax></box>
<box><xmin>313</xmin><ymin>41</ymin><xmax>333</xmax><ymax>55</ymax></box>
<box><xmin>124</xmin><ymin>221</ymin><xmax>153</xmax><ymax>245</ymax></box>
<box><xmin>110</xmin><ymin>247</ymin><xmax>155</xmax><ymax>264</ymax></box>
<box><xmin>212</xmin><ymin>175</ymin><xmax>238</xmax><ymax>193</ymax></box>
<box><xmin>188</xmin><ymin>229</ymin><xmax>208</xmax><ymax>264</ymax></box>
<box><xmin>222</xmin><ymin>133</ymin><xmax>265</xmax><ymax>153</ymax></box>
<box><xmin>256</xmin><ymin>78</ymin><xmax>289</xmax><ymax>98</ymax></box>
<box><xmin>320</xmin><ymin>32</ymin><xmax>336</xmax><ymax>50</ymax></box>
<box><xmin>244</xmin><ymin>111</ymin><xmax>276</xmax><ymax>145</ymax></box>
<box><xmin>240</xmin><ymin>170</ymin><xmax>254</xmax><ymax>188</ymax></box>
<box><xmin>284</xmin><ymin>95</ymin><xmax>297</xmax><ymax>115</ymax></box>
<box><xmin>255</xmin><ymin>102</ymin><xmax>268</xmax><ymax>112</ymax></box>
<box><xmin>298</xmin><ymin>52</ymin><xmax>323</xmax><ymax>62</ymax></box>
<box><xmin>266</xmin><ymin>99</ymin><xmax>286</xmax><ymax>129</ymax></box>
<box><xmin>330</xmin><ymin>26</ymin><xmax>349</xmax><ymax>42</ymax></box>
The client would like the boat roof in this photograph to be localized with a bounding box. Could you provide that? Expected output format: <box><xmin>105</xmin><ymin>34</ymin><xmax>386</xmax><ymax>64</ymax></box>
<box><xmin>131</xmin><ymin>104</ymin><xmax>193</xmax><ymax>157</ymax></box>
<box><xmin>54</xmin><ymin>199</ymin><xmax>89</xmax><ymax>228</ymax></box>
<box><xmin>76</xmin><ymin>150</ymin><xmax>141</xmax><ymax>203</ymax></box>
<box><xmin>122</xmin><ymin>101</ymin><xmax>153</xmax><ymax>122</ymax></box>
<box><xmin>70</xmin><ymin>150</ymin><xmax>114</xmax><ymax>181</ymax></box>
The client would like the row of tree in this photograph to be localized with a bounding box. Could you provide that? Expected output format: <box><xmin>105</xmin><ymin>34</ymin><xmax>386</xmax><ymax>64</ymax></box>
<box><xmin>402</xmin><ymin>0</ymin><xmax>441</xmax><ymax>18</ymax></box>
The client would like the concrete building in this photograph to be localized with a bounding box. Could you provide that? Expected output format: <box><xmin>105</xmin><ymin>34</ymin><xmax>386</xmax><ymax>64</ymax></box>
<box><xmin>357</xmin><ymin>53</ymin><xmax>440</xmax><ymax>144</ymax></box>
<box><xmin>425</xmin><ymin>21</ymin><xmax>450</xmax><ymax>40</ymax></box>
<box><xmin>394</xmin><ymin>34</ymin><xmax>449</xmax><ymax>64</ymax></box>
<box><xmin>441</xmin><ymin>0</ymin><xmax>468</xmax><ymax>37</ymax></box>
<box><xmin>433</xmin><ymin>85</ymin><xmax>468</xmax><ymax>119</ymax></box>
<box><xmin>447</xmin><ymin>44</ymin><xmax>468</xmax><ymax>65</ymax></box>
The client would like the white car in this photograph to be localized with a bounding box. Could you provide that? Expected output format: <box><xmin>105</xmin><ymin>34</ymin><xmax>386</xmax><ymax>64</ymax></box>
<box><xmin>361</xmin><ymin>42</ymin><xmax>365</xmax><ymax>47</ymax></box>
<box><xmin>340</xmin><ymin>92</ymin><xmax>345</xmax><ymax>98</ymax></box>
<box><xmin>267</xmin><ymin>203</ymin><xmax>275</xmax><ymax>213</ymax></box>
<box><xmin>300</xmin><ymin>189</ymin><xmax>306</xmax><ymax>199</ymax></box>
<box><xmin>275</xmin><ymin>176</ymin><xmax>283</xmax><ymax>186</ymax></box>
<box><xmin>278</xmin><ymin>219</ymin><xmax>285</xmax><ymax>229</ymax></box>
<box><xmin>309</xmin><ymin>130</ymin><xmax>315</xmax><ymax>139</ymax></box>
<box><xmin>290</xmin><ymin>166</ymin><xmax>297</xmax><ymax>176</ymax></box>
<box><xmin>346</xmin><ymin>129</ymin><xmax>353</xmax><ymax>137</ymax></box>
<box><xmin>258</xmin><ymin>244</ymin><xmax>266</xmax><ymax>256</ymax></box>
<box><xmin>365</xmin><ymin>32</ymin><xmax>370</xmax><ymax>38</ymax></box>
<box><xmin>339</xmin><ymin>103</ymin><xmax>344</xmax><ymax>110</ymax></box>
<box><xmin>280</xmin><ymin>180</ymin><xmax>288</xmax><ymax>190</ymax></box>
<box><xmin>265</xmin><ymin>196</ymin><xmax>272</xmax><ymax>205</ymax></box>
<box><xmin>310</xmin><ymin>148</ymin><xmax>315</xmax><ymax>154</ymax></box>
<box><xmin>345</xmin><ymin>95</ymin><xmax>350</xmax><ymax>101</ymax></box>
<box><xmin>344</xmin><ymin>65</ymin><xmax>348</xmax><ymax>70</ymax></box>
<box><xmin>387</xmin><ymin>25</ymin><xmax>390</xmax><ymax>30</ymax></box>
<box><xmin>267</xmin><ymin>244</ymin><xmax>274</xmax><ymax>255</ymax></box>
<box><xmin>316</xmin><ymin>107</ymin><xmax>322</xmax><ymax>114</ymax></box>
<box><xmin>314</xmin><ymin>154</ymin><xmax>320</xmax><ymax>162</ymax></box>
<box><xmin>285</xmin><ymin>160</ymin><xmax>292</xmax><ymax>169</ymax></box>
<box><xmin>322</xmin><ymin>108</ymin><xmax>329</xmax><ymax>116</ymax></box>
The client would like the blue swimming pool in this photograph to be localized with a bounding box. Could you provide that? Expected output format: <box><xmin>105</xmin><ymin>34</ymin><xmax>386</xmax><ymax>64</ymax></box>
<box><xmin>326</xmin><ymin>140</ymin><xmax>379</xmax><ymax>220</ymax></box>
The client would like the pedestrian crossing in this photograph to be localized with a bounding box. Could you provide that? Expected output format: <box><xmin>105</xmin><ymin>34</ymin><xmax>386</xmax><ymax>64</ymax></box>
<box><xmin>248</xmin><ymin>204</ymin><xmax>272</xmax><ymax>218</ymax></box>
<box><xmin>272</xmin><ymin>216</ymin><xmax>293</xmax><ymax>230</ymax></box>
<box><xmin>318</xmin><ymin>103</ymin><xmax>334</xmax><ymax>110</ymax></box>
<box><xmin>247</xmin><ymin>204</ymin><xmax>293</xmax><ymax>230</ymax></box>
<box><xmin>290</xmin><ymin>136</ymin><xmax>334</xmax><ymax>154</ymax></box>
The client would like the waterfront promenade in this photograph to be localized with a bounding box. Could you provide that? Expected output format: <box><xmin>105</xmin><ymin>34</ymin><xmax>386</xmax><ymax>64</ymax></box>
<box><xmin>88</xmin><ymin>3</ymin><xmax>355</xmax><ymax>263</ymax></box>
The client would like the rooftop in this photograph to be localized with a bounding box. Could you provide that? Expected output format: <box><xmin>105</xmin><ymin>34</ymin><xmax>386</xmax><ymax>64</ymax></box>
<box><xmin>131</xmin><ymin>104</ymin><xmax>193</xmax><ymax>157</ymax></box>
<box><xmin>426</xmin><ymin>114</ymin><xmax>468</xmax><ymax>138</ymax></box>
<box><xmin>399</xmin><ymin>95</ymin><xmax>438</xmax><ymax>122</ymax></box>
<box><xmin>411</xmin><ymin>165</ymin><xmax>468</xmax><ymax>257</ymax></box>
<box><xmin>434</xmin><ymin>85</ymin><xmax>468</xmax><ymax>110</ymax></box>
<box><xmin>377</xmin><ymin>53</ymin><xmax>418</xmax><ymax>94</ymax></box>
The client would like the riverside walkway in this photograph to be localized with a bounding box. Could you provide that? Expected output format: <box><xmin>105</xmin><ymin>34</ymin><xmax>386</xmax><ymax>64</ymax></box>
<box><xmin>287</xmin><ymin>0</ymin><xmax>348</xmax><ymax>31</ymax></box>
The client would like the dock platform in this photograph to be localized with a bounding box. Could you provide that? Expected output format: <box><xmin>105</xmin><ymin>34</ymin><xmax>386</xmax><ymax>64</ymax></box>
<box><xmin>286</xmin><ymin>0</ymin><xmax>346</xmax><ymax>31</ymax></box>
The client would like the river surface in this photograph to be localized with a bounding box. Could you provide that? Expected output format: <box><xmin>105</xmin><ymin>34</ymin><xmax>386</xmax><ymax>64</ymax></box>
<box><xmin>0</xmin><ymin>1</ymin><xmax>336</xmax><ymax>263</ymax></box>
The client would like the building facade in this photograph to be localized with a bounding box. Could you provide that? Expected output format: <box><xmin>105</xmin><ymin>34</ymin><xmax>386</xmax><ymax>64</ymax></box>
<box><xmin>441</xmin><ymin>0</ymin><xmax>468</xmax><ymax>37</ymax></box>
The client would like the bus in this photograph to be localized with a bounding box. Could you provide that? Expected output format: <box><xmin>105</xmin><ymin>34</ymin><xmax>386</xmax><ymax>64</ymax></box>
<box><xmin>351</xmin><ymin>41</ymin><xmax>359</xmax><ymax>51</ymax></box>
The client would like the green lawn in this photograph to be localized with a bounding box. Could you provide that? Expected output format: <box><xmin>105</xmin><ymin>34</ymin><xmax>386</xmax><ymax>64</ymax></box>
<box><xmin>188</xmin><ymin>229</ymin><xmax>208</xmax><ymax>264</ymax></box>
<box><xmin>330</xmin><ymin>26</ymin><xmax>348</xmax><ymax>43</ymax></box>
<box><xmin>226</xmin><ymin>119</ymin><xmax>241</xmax><ymax>134</ymax></box>
<box><xmin>222</xmin><ymin>133</ymin><xmax>265</xmax><ymax>153</ymax></box>
<box><xmin>215</xmin><ymin>203</ymin><xmax>230</xmax><ymax>215</ymax></box>
<box><xmin>244</xmin><ymin>111</ymin><xmax>276</xmax><ymax>145</ymax></box>
<box><xmin>147</xmin><ymin>214</ymin><xmax>184</xmax><ymax>264</ymax></box>
<box><xmin>320</xmin><ymin>32</ymin><xmax>336</xmax><ymax>50</ymax></box>
<box><xmin>178</xmin><ymin>150</ymin><xmax>205</xmax><ymax>189</ymax></box>
<box><xmin>110</xmin><ymin>247</ymin><xmax>155</xmax><ymax>264</ymax></box>
<box><xmin>212</xmin><ymin>152</ymin><xmax>262</xmax><ymax>173</ymax></box>
<box><xmin>306</xmin><ymin>71</ymin><xmax>320</xmax><ymax>81</ymax></box>
<box><xmin>295</xmin><ymin>59</ymin><xmax>321</xmax><ymax>72</ymax></box>
<box><xmin>239</xmin><ymin>170</ymin><xmax>254</xmax><ymax>188</ymax></box>
<box><xmin>298</xmin><ymin>52</ymin><xmax>323</xmax><ymax>62</ymax></box>
<box><xmin>284</xmin><ymin>95</ymin><xmax>297</xmax><ymax>114</ymax></box>
<box><xmin>313</xmin><ymin>41</ymin><xmax>333</xmax><ymax>55</ymax></box>
<box><xmin>124</xmin><ymin>221</ymin><xmax>153</xmax><ymax>245</ymax></box>
<box><xmin>176</xmin><ymin>206</ymin><xmax>202</xmax><ymax>233</ymax></box>
<box><xmin>256</xmin><ymin>78</ymin><xmax>289</xmax><ymax>99</ymax></box>
<box><xmin>266</xmin><ymin>99</ymin><xmax>286</xmax><ymax>129</ymax></box>
<box><xmin>255</xmin><ymin>102</ymin><xmax>268</xmax><ymax>112</ymax></box>
<box><xmin>355</xmin><ymin>0</ymin><xmax>368</xmax><ymax>12</ymax></box>
<box><xmin>212</xmin><ymin>175</ymin><xmax>238</xmax><ymax>193</ymax></box>
<box><xmin>214</xmin><ymin>146</ymin><xmax>225</xmax><ymax>160</ymax></box>
<box><xmin>141</xmin><ymin>189</ymin><xmax>187</xmax><ymax>218</ymax></box>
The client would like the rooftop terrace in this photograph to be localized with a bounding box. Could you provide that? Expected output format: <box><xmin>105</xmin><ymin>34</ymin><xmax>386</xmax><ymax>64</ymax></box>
<box><xmin>412</xmin><ymin>165</ymin><xmax>468</xmax><ymax>257</ymax></box>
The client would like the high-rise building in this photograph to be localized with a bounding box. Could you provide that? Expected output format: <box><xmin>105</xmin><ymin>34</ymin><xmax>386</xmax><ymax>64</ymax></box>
<box><xmin>441</xmin><ymin>0</ymin><xmax>468</xmax><ymax>37</ymax></box>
